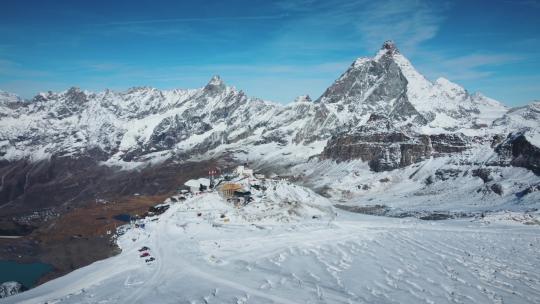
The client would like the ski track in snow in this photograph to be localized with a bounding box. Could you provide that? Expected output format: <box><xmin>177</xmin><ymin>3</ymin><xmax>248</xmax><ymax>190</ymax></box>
<box><xmin>2</xmin><ymin>193</ymin><xmax>540</xmax><ymax>304</ymax></box>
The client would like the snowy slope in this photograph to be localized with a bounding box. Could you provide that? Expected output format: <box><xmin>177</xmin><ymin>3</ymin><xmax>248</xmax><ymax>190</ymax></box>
<box><xmin>293</xmin><ymin>154</ymin><xmax>540</xmax><ymax>213</ymax></box>
<box><xmin>392</xmin><ymin>52</ymin><xmax>508</xmax><ymax>131</ymax></box>
<box><xmin>3</xmin><ymin>191</ymin><xmax>539</xmax><ymax>304</ymax></box>
<box><xmin>493</xmin><ymin>101</ymin><xmax>540</xmax><ymax>133</ymax></box>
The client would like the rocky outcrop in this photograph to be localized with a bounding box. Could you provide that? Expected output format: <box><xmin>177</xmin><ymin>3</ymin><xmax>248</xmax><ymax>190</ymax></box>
<box><xmin>472</xmin><ymin>168</ymin><xmax>495</xmax><ymax>183</ymax></box>
<box><xmin>321</xmin><ymin>131</ymin><xmax>474</xmax><ymax>172</ymax></box>
<box><xmin>429</xmin><ymin>133</ymin><xmax>469</xmax><ymax>154</ymax></box>
<box><xmin>434</xmin><ymin>168</ymin><xmax>463</xmax><ymax>181</ymax></box>
<box><xmin>320</xmin><ymin>114</ymin><xmax>477</xmax><ymax>171</ymax></box>
<box><xmin>0</xmin><ymin>281</ymin><xmax>25</xmax><ymax>298</ymax></box>
<box><xmin>495</xmin><ymin>131</ymin><xmax>540</xmax><ymax>174</ymax></box>
<box><xmin>320</xmin><ymin>115</ymin><xmax>432</xmax><ymax>171</ymax></box>
<box><xmin>516</xmin><ymin>182</ymin><xmax>540</xmax><ymax>198</ymax></box>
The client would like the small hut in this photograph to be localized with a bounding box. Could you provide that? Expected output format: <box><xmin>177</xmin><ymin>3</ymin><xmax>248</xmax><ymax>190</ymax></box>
<box><xmin>184</xmin><ymin>178</ymin><xmax>211</xmax><ymax>193</ymax></box>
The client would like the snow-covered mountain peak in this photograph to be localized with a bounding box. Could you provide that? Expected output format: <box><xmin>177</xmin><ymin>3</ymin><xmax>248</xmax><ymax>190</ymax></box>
<box><xmin>0</xmin><ymin>90</ymin><xmax>22</xmax><ymax>104</ymax></box>
<box><xmin>206</xmin><ymin>75</ymin><xmax>225</xmax><ymax>88</ymax></box>
<box><xmin>314</xmin><ymin>41</ymin><xmax>512</xmax><ymax>133</ymax></box>
<box><xmin>374</xmin><ymin>40</ymin><xmax>400</xmax><ymax>60</ymax></box>
<box><xmin>202</xmin><ymin>75</ymin><xmax>229</xmax><ymax>97</ymax></box>
<box><xmin>64</xmin><ymin>86</ymin><xmax>89</xmax><ymax>99</ymax></box>
<box><xmin>493</xmin><ymin>100</ymin><xmax>540</xmax><ymax>131</ymax></box>
<box><xmin>294</xmin><ymin>95</ymin><xmax>312</xmax><ymax>103</ymax></box>
<box><xmin>434</xmin><ymin>77</ymin><xmax>468</xmax><ymax>99</ymax></box>
<box><xmin>352</xmin><ymin>57</ymin><xmax>370</xmax><ymax>68</ymax></box>
<box><xmin>382</xmin><ymin>40</ymin><xmax>398</xmax><ymax>52</ymax></box>
<box><xmin>435</xmin><ymin>77</ymin><xmax>462</xmax><ymax>89</ymax></box>
<box><xmin>124</xmin><ymin>86</ymin><xmax>157</xmax><ymax>94</ymax></box>
<box><xmin>66</xmin><ymin>86</ymin><xmax>83</xmax><ymax>93</ymax></box>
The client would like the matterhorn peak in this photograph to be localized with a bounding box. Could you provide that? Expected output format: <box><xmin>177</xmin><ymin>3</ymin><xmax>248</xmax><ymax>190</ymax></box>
<box><xmin>373</xmin><ymin>40</ymin><xmax>401</xmax><ymax>61</ymax></box>
<box><xmin>203</xmin><ymin>75</ymin><xmax>228</xmax><ymax>96</ymax></box>
<box><xmin>381</xmin><ymin>40</ymin><xmax>399</xmax><ymax>54</ymax></box>
<box><xmin>207</xmin><ymin>75</ymin><xmax>225</xmax><ymax>87</ymax></box>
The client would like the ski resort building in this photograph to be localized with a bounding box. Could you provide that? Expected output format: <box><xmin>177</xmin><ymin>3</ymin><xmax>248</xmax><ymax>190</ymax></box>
<box><xmin>217</xmin><ymin>183</ymin><xmax>243</xmax><ymax>198</ymax></box>
<box><xmin>184</xmin><ymin>178</ymin><xmax>211</xmax><ymax>193</ymax></box>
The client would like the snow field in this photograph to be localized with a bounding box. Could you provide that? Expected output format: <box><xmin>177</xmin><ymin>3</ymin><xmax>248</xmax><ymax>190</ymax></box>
<box><xmin>3</xmin><ymin>185</ymin><xmax>540</xmax><ymax>304</ymax></box>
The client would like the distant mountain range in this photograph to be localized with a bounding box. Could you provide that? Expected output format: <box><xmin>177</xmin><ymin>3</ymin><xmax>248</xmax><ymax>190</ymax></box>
<box><xmin>1</xmin><ymin>41</ymin><xmax>539</xmax><ymax>218</ymax></box>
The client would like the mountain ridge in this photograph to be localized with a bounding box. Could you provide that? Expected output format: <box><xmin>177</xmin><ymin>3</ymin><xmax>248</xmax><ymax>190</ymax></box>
<box><xmin>0</xmin><ymin>41</ymin><xmax>539</xmax><ymax>190</ymax></box>
<box><xmin>0</xmin><ymin>41</ymin><xmax>531</xmax><ymax>167</ymax></box>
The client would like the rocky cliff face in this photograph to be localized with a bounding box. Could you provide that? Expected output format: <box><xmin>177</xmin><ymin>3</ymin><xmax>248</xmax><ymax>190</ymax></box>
<box><xmin>320</xmin><ymin>130</ymin><xmax>475</xmax><ymax>172</ymax></box>
<box><xmin>494</xmin><ymin>131</ymin><xmax>540</xmax><ymax>174</ymax></box>
<box><xmin>429</xmin><ymin>133</ymin><xmax>469</xmax><ymax>155</ymax></box>
<box><xmin>321</xmin><ymin>114</ymin><xmax>432</xmax><ymax>171</ymax></box>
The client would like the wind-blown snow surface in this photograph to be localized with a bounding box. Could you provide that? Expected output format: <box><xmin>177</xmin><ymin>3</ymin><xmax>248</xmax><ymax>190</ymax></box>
<box><xmin>3</xmin><ymin>188</ymin><xmax>539</xmax><ymax>304</ymax></box>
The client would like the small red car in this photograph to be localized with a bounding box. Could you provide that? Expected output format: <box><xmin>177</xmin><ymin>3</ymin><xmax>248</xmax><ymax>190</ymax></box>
<box><xmin>140</xmin><ymin>252</ymin><xmax>150</xmax><ymax>258</ymax></box>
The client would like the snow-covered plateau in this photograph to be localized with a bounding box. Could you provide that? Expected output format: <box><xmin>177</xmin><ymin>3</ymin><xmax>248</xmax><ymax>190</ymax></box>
<box><xmin>2</xmin><ymin>182</ymin><xmax>539</xmax><ymax>304</ymax></box>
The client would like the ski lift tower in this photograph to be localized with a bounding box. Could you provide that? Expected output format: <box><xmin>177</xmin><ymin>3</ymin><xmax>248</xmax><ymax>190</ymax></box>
<box><xmin>208</xmin><ymin>167</ymin><xmax>220</xmax><ymax>189</ymax></box>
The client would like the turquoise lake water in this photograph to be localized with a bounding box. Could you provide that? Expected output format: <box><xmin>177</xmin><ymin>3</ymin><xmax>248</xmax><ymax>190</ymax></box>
<box><xmin>0</xmin><ymin>260</ymin><xmax>52</xmax><ymax>289</ymax></box>
<box><xmin>113</xmin><ymin>213</ymin><xmax>132</xmax><ymax>222</ymax></box>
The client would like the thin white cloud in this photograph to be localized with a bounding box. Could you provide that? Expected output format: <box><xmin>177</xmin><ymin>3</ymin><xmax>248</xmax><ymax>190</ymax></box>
<box><xmin>270</xmin><ymin>0</ymin><xmax>445</xmax><ymax>55</ymax></box>
<box><xmin>444</xmin><ymin>54</ymin><xmax>524</xmax><ymax>69</ymax></box>
<box><xmin>417</xmin><ymin>52</ymin><xmax>526</xmax><ymax>81</ymax></box>
<box><xmin>353</xmin><ymin>0</ymin><xmax>446</xmax><ymax>54</ymax></box>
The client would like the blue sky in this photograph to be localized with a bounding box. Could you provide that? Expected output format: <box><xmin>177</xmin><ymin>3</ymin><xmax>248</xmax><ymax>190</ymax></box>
<box><xmin>0</xmin><ymin>0</ymin><xmax>539</xmax><ymax>106</ymax></box>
